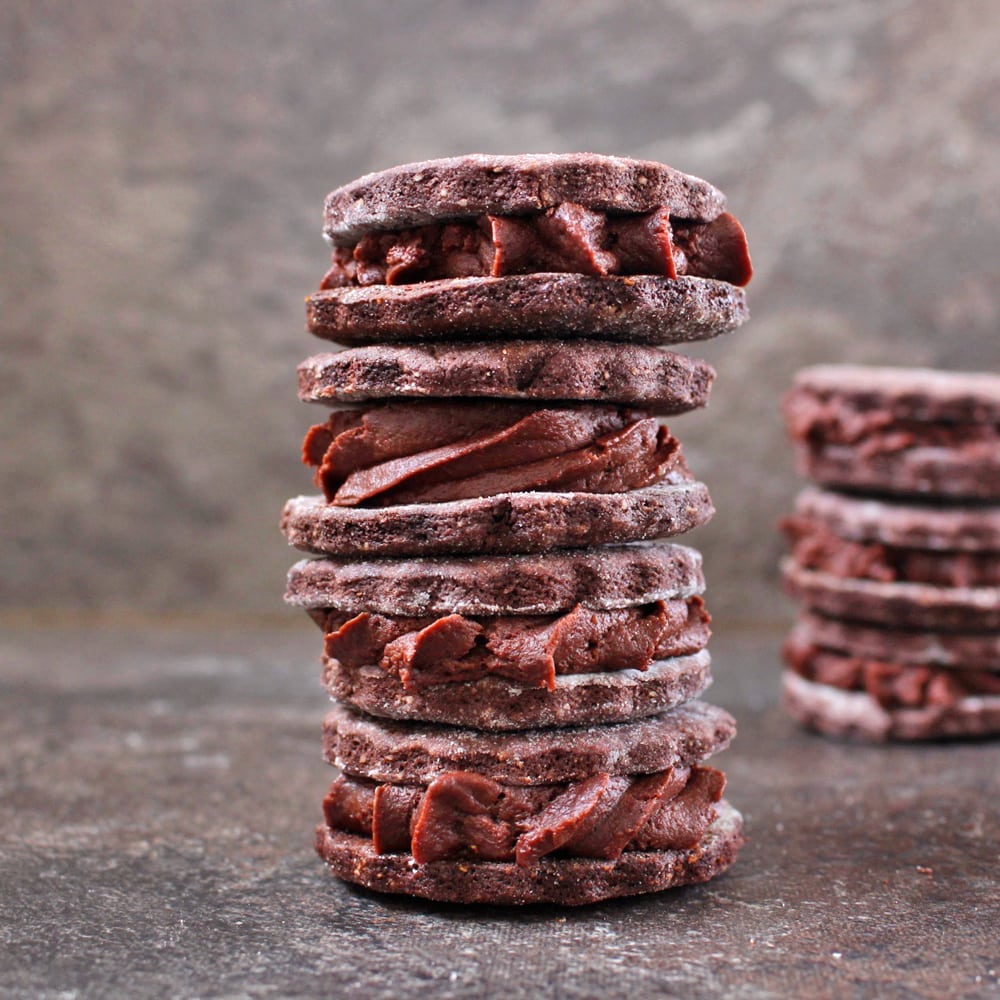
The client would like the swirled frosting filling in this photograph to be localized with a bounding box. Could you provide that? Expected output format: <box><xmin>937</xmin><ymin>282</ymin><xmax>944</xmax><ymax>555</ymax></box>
<box><xmin>784</xmin><ymin>394</ymin><xmax>1000</xmax><ymax>460</ymax></box>
<box><xmin>783</xmin><ymin>517</ymin><xmax>1000</xmax><ymax>587</ymax></box>
<box><xmin>318</xmin><ymin>597</ymin><xmax>710</xmax><ymax>691</ymax></box>
<box><xmin>302</xmin><ymin>402</ymin><xmax>687</xmax><ymax>507</ymax></box>
<box><xmin>320</xmin><ymin>203</ymin><xmax>751</xmax><ymax>289</ymax></box>
<box><xmin>323</xmin><ymin>763</ymin><xmax>725</xmax><ymax>866</ymax></box>
<box><xmin>784</xmin><ymin>639</ymin><xmax>1000</xmax><ymax>710</ymax></box>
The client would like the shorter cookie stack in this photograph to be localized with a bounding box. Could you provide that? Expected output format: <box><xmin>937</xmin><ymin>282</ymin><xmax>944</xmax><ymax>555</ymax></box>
<box><xmin>282</xmin><ymin>154</ymin><xmax>753</xmax><ymax>904</ymax></box>
<box><xmin>780</xmin><ymin>364</ymin><xmax>1000</xmax><ymax>740</ymax></box>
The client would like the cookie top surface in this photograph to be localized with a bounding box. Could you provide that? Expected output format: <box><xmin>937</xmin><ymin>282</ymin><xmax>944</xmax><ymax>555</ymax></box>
<box><xmin>297</xmin><ymin>342</ymin><xmax>715</xmax><ymax>413</ymax></box>
<box><xmin>324</xmin><ymin>153</ymin><xmax>727</xmax><ymax>244</ymax></box>
<box><xmin>285</xmin><ymin>542</ymin><xmax>705</xmax><ymax>616</ymax></box>
<box><xmin>788</xmin><ymin>365</ymin><xmax>1000</xmax><ymax>423</ymax></box>
<box><xmin>323</xmin><ymin>698</ymin><xmax>735</xmax><ymax>785</ymax></box>
<box><xmin>793</xmin><ymin>485</ymin><xmax>1000</xmax><ymax>551</ymax></box>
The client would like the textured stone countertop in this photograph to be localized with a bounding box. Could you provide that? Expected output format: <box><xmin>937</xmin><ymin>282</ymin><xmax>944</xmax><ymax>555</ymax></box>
<box><xmin>1</xmin><ymin>623</ymin><xmax>997</xmax><ymax>999</ymax></box>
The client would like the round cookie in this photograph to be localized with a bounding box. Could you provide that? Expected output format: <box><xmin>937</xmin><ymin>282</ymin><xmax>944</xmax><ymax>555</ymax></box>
<box><xmin>281</xmin><ymin>480</ymin><xmax>714</xmax><ymax>558</ymax></box>
<box><xmin>315</xmin><ymin>801</ymin><xmax>743</xmax><ymax>906</ymax></box>
<box><xmin>796</xmin><ymin>445</ymin><xmax>1000</xmax><ymax>501</ymax></box>
<box><xmin>307</xmin><ymin>273</ymin><xmax>748</xmax><ymax>346</ymax></box>
<box><xmin>323</xmin><ymin>153</ymin><xmax>728</xmax><ymax>243</ymax></box>
<box><xmin>783</xmin><ymin>671</ymin><xmax>1000</xmax><ymax>742</ymax></box>
<box><xmin>781</xmin><ymin>557</ymin><xmax>1000</xmax><ymax>631</ymax></box>
<box><xmin>298</xmin><ymin>342</ymin><xmax>716</xmax><ymax>413</ymax></box>
<box><xmin>322</xmin><ymin>699</ymin><xmax>735</xmax><ymax>785</ymax></box>
<box><xmin>286</xmin><ymin>542</ymin><xmax>705</xmax><ymax>617</ymax></box>
<box><xmin>323</xmin><ymin>650</ymin><xmax>713</xmax><ymax>731</ymax></box>
<box><xmin>794</xmin><ymin>610</ymin><xmax>1000</xmax><ymax>671</ymax></box>
<box><xmin>793</xmin><ymin>485</ymin><xmax>1000</xmax><ymax>552</ymax></box>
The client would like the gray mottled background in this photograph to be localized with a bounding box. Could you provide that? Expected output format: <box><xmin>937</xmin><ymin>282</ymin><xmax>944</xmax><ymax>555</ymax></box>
<box><xmin>2</xmin><ymin>0</ymin><xmax>998</xmax><ymax>626</ymax></box>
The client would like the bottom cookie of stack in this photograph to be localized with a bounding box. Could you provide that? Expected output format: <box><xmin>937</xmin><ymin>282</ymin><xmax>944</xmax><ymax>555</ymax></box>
<box><xmin>316</xmin><ymin>702</ymin><xmax>743</xmax><ymax>905</ymax></box>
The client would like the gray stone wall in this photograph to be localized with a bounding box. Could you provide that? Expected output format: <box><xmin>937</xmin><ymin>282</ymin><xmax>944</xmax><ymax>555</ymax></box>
<box><xmin>2</xmin><ymin>0</ymin><xmax>997</xmax><ymax>624</ymax></box>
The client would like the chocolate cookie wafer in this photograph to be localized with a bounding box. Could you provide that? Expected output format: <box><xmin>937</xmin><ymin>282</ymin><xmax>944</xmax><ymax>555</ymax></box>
<box><xmin>784</xmin><ymin>365</ymin><xmax>1000</xmax><ymax>499</ymax></box>
<box><xmin>282</xmin><ymin>480</ymin><xmax>713</xmax><ymax>557</ymax></box>
<box><xmin>297</xmin><ymin>342</ymin><xmax>716</xmax><ymax>412</ymax></box>
<box><xmin>781</xmin><ymin>558</ymin><xmax>1000</xmax><ymax>631</ymax></box>
<box><xmin>285</xmin><ymin>542</ymin><xmax>705</xmax><ymax>617</ymax></box>
<box><xmin>316</xmin><ymin>701</ymin><xmax>742</xmax><ymax>904</ymax></box>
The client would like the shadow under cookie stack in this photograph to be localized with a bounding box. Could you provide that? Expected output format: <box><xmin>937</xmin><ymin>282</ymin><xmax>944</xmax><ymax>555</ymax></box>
<box><xmin>781</xmin><ymin>364</ymin><xmax>1000</xmax><ymax>741</ymax></box>
<box><xmin>281</xmin><ymin>154</ymin><xmax>753</xmax><ymax>904</ymax></box>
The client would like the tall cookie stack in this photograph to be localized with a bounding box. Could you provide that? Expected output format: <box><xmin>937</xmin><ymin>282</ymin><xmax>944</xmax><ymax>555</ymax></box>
<box><xmin>780</xmin><ymin>364</ymin><xmax>1000</xmax><ymax>741</ymax></box>
<box><xmin>281</xmin><ymin>154</ymin><xmax>753</xmax><ymax>904</ymax></box>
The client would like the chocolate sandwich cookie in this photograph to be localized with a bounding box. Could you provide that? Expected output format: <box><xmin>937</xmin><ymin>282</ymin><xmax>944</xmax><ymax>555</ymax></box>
<box><xmin>310</xmin><ymin>153</ymin><xmax>750</xmax><ymax>345</ymax></box>
<box><xmin>316</xmin><ymin>701</ymin><xmax>742</xmax><ymax>904</ymax></box>
<box><xmin>285</xmin><ymin>542</ymin><xmax>704</xmax><ymax>617</ymax></box>
<box><xmin>281</xmin><ymin>480</ymin><xmax>713</xmax><ymax>557</ymax></box>
<box><xmin>781</xmin><ymin>557</ymin><xmax>1000</xmax><ymax>631</ymax></box>
<box><xmin>785</xmin><ymin>625</ymin><xmax>1000</xmax><ymax>709</ymax></box>
<box><xmin>782</xmin><ymin>670</ymin><xmax>1000</xmax><ymax>742</ymax></box>
<box><xmin>784</xmin><ymin>365</ymin><xmax>1000</xmax><ymax>499</ymax></box>
<box><xmin>318</xmin><ymin>596</ymin><xmax>712</xmax><ymax>729</ymax></box>
<box><xmin>783</xmin><ymin>494</ymin><xmax>1000</xmax><ymax>590</ymax></box>
<box><xmin>297</xmin><ymin>342</ymin><xmax>716</xmax><ymax>413</ymax></box>
<box><xmin>795</xmin><ymin>610</ymin><xmax>1000</xmax><ymax>671</ymax></box>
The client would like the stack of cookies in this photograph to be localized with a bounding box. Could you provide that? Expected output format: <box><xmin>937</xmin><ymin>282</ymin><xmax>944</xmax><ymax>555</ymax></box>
<box><xmin>781</xmin><ymin>364</ymin><xmax>1000</xmax><ymax>741</ymax></box>
<box><xmin>281</xmin><ymin>154</ymin><xmax>753</xmax><ymax>904</ymax></box>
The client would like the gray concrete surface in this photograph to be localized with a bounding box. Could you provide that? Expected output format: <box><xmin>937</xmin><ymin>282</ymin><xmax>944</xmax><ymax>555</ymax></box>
<box><xmin>1</xmin><ymin>1</ymin><xmax>998</xmax><ymax>622</ymax></box>
<box><xmin>1</xmin><ymin>625</ymin><xmax>997</xmax><ymax>998</ymax></box>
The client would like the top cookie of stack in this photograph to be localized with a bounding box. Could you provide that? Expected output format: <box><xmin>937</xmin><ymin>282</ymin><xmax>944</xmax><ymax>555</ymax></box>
<box><xmin>309</xmin><ymin>152</ymin><xmax>751</xmax><ymax>345</ymax></box>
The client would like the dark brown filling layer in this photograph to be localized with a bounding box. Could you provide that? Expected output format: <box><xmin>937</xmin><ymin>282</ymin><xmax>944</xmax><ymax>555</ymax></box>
<box><xmin>302</xmin><ymin>402</ymin><xmax>687</xmax><ymax>507</ymax></box>
<box><xmin>784</xmin><ymin>639</ymin><xmax>1000</xmax><ymax>710</ymax></box>
<box><xmin>320</xmin><ymin>203</ymin><xmax>752</xmax><ymax>289</ymax></box>
<box><xmin>782</xmin><ymin>517</ymin><xmax>1000</xmax><ymax>587</ymax></box>
<box><xmin>323</xmin><ymin>764</ymin><xmax>725</xmax><ymax>867</ymax></box>
<box><xmin>318</xmin><ymin>597</ymin><xmax>710</xmax><ymax>691</ymax></box>
<box><xmin>784</xmin><ymin>396</ymin><xmax>1000</xmax><ymax>460</ymax></box>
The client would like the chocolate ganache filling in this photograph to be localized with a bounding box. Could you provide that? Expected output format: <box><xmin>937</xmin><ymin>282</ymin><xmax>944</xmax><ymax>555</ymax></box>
<box><xmin>302</xmin><ymin>402</ymin><xmax>686</xmax><ymax>507</ymax></box>
<box><xmin>317</xmin><ymin>597</ymin><xmax>711</xmax><ymax>691</ymax></box>
<box><xmin>782</xmin><ymin>517</ymin><xmax>1000</xmax><ymax>587</ymax></box>
<box><xmin>784</xmin><ymin>639</ymin><xmax>1000</xmax><ymax>711</ymax></box>
<box><xmin>320</xmin><ymin>202</ymin><xmax>752</xmax><ymax>289</ymax></box>
<box><xmin>784</xmin><ymin>396</ymin><xmax>1000</xmax><ymax>461</ymax></box>
<box><xmin>323</xmin><ymin>764</ymin><xmax>725</xmax><ymax>866</ymax></box>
